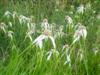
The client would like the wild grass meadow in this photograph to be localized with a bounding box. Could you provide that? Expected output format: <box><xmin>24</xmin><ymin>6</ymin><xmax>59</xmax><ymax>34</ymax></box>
<box><xmin>0</xmin><ymin>0</ymin><xmax>100</xmax><ymax>75</ymax></box>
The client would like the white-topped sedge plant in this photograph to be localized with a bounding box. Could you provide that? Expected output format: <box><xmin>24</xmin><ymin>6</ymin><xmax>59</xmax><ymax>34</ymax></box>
<box><xmin>33</xmin><ymin>29</ymin><xmax>56</xmax><ymax>49</ymax></box>
<box><xmin>72</xmin><ymin>23</ymin><xmax>87</xmax><ymax>44</ymax></box>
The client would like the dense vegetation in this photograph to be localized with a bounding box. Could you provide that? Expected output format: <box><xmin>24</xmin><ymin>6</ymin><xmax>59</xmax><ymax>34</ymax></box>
<box><xmin>0</xmin><ymin>0</ymin><xmax>100</xmax><ymax>75</ymax></box>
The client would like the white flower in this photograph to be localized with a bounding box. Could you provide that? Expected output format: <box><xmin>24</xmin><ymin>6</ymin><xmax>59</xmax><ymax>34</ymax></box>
<box><xmin>7</xmin><ymin>31</ymin><xmax>14</xmax><ymax>40</ymax></box>
<box><xmin>73</xmin><ymin>24</ymin><xmax>87</xmax><ymax>44</ymax></box>
<box><xmin>0</xmin><ymin>22</ymin><xmax>7</xmax><ymax>33</ymax></box>
<box><xmin>19</xmin><ymin>15</ymin><xmax>31</xmax><ymax>24</ymax></box>
<box><xmin>41</xmin><ymin>19</ymin><xmax>50</xmax><ymax>30</ymax></box>
<box><xmin>33</xmin><ymin>35</ymin><xmax>45</xmax><ymax>49</ymax></box>
<box><xmin>54</xmin><ymin>26</ymin><xmax>65</xmax><ymax>38</ymax></box>
<box><xmin>61</xmin><ymin>44</ymin><xmax>69</xmax><ymax>59</ymax></box>
<box><xmin>4</xmin><ymin>11</ymin><xmax>12</xmax><ymax>18</ymax></box>
<box><xmin>62</xmin><ymin>44</ymin><xmax>71</xmax><ymax>66</ymax></box>
<box><xmin>49</xmin><ymin>23</ymin><xmax>56</xmax><ymax>34</ymax></box>
<box><xmin>65</xmin><ymin>16</ymin><xmax>73</xmax><ymax>24</ymax></box>
<box><xmin>73</xmin><ymin>30</ymin><xmax>81</xmax><ymax>44</ymax></box>
<box><xmin>78</xmin><ymin>25</ymin><xmax>87</xmax><ymax>39</ymax></box>
<box><xmin>26</xmin><ymin>23</ymin><xmax>36</xmax><ymax>41</ymax></box>
<box><xmin>33</xmin><ymin>29</ymin><xmax>56</xmax><ymax>49</ymax></box>
<box><xmin>77</xmin><ymin>4</ymin><xmax>84</xmax><ymax>14</ymax></box>
<box><xmin>27</xmin><ymin>23</ymin><xmax>36</xmax><ymax>32</ymax></box>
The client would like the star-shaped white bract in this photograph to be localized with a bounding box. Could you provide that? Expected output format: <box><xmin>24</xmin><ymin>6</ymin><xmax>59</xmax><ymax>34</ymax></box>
<box><xmin>33</xmin><ymin>29</ymin><xmax>56</xmax><ymax>49</ymax></box>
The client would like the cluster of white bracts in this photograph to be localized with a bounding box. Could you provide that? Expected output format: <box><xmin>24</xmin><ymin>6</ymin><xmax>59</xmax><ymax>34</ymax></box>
<box><xmin>0</xmin><ymin>22</ymin><xmax>14</xmax><ymax>40</ymax></box>
<box><xmin>73</xmin><ymin>24</ymin><xmax>87</xmax><ymax>44</ymax></box>
<box><xmin>2</xmin><ymin>10</ymin><xmax>89</xmax><ymax>65</ymax></box>
<box><xmin>33</xmin><ymin>29</ymin><xmax>56</xmax><ymax>49</ymax></box>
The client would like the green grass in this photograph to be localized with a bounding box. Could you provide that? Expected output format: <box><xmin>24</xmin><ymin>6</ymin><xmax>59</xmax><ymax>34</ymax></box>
<box><xmin>0</xmin><ymin>0</ymin><xmax>100</xmax><ymax>75</ymax></box>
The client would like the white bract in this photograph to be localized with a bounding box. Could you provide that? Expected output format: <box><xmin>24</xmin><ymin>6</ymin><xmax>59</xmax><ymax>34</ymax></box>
<box><xmin>26</xmin><ymin>23</ymin><xmax>36</xmax><ymax>41</ymax></box>
<box><xmin>77</xmin><ymin>4</ymin><xmax>84</xmax><ymax>14</ymax></box>
<box><xmin>62</xmin><ymin>44</ymin><xmax>71</xmax><ymax>66</ymax></box>
<box><xmin>19</xmin><ymin>15</ymin><xmax>31</xmax><ymax>24</ymax></box>
<box><xmin>0</xmin><ymin>23</ymin><xmax>7</xmax><ymax>33</ymax></box>
<box><xmin>7</xmin><ymin>31</ymin><xmax>14</xmax><ymax>40</ymax></box>
<box><xmin>73</xmin><ymin>24</ymin><xmax>87</xmax><ymax>44</ymax></box>
<box><xmin>33</xmin><ymin>29</ymin><xmax>56</xmax><ymax>49</ymax></box>
<box><xmin>41</xmin><ymin>19</ymin><xmax>50</xmax><ymax>30</ymax></box>
<box><xmin>65</xmin><ymin>16</ymin><xmax>73</xmax><ymax>24</ymax></box>
<box><xmin>4</xmin><ymin>11</ymin><xmax>12</xmax><ymax>18</ymax></box>
<box><xmin>54</xmin><ymin>25</ymin><xmax>65</xmax><ymax>38</ymax></box>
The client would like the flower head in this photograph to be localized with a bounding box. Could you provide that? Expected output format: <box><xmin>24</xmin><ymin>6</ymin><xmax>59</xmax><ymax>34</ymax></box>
<box><xmin>33</xmin><ymin>29</ymin><xmax>56</xmax><ymax>49</ymax></box>
<box><xmin>41</xmin><ymin>18</ymin><xmax>50</xmax><ymax>30</ymax></box>
<box><xmin>25</xmin><ymin>22</ymin><xmax>36</xmax><ymax>41</ymax></box>
<box><xmin>73</xmin><ymin>23</ymin><xmax>87</xmax><ymax>44</ymax></box>
<box><xmin>54</xmin><ymin>25</ymin><xmax>65</xmax><ymax>38</ymax></box>
<box><xmin>7</xmin><ymin>31</ymin><xmax>14</xmax><ymax>40</ymax></box>
<box><xmin>65</xmin><ymin>16</ymin><xmax>73</xmax><ymax>24</ymax></box>
<box><xmin>0</xmin><ymin>22</ymin><xmax>7</xmax><ymax>33</ymax></box>
<box><xmin>4</xmin><ymin>11</ymin><xmax>12</xmax><ymax>18</ymax></box>
<box><xmin>77</xmin><ymin>4</ymin><xmax>84</xmax><ymax>14</ymax></box>
<box><xmin>19</xmin><ymin>15</ymin><xmax>31</xmax><ymax>24</ymax></box>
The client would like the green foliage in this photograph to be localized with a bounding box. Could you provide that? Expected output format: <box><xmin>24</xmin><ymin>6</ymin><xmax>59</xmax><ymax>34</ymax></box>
<box><xmin>0</xmin><ymin>0</ymin><xmax>100</xmax><ymax>75</ymax></box>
